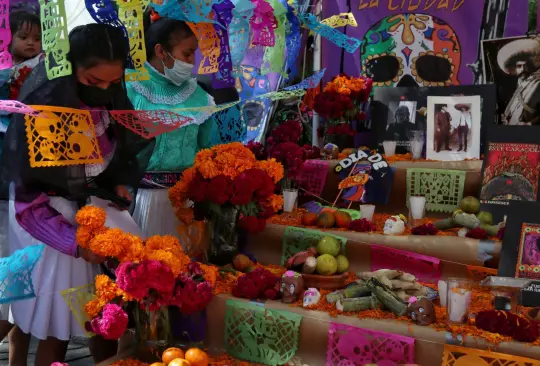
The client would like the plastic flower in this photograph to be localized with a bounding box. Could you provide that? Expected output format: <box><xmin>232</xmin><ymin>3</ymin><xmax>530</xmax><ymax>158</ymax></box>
<box><xmin>90</xmin><ymin>303</ymin><xmax>128</xmax><ymax>340</ymax></box>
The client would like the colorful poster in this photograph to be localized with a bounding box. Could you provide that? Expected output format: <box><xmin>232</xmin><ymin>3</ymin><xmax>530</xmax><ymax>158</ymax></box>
<box><xmin>322</xmin><ymin>0</ymin><xmax>529</xmax><ymax>87</ymax></box>
<box><xmin>480</xmin><ymin>142</ymin><xmax>540</xmax><ymax>202</ymax></box>
<box><xmin>517</xmin><ymin>223</ymin><xmax>540</xmax><ymax>280</ymax></box>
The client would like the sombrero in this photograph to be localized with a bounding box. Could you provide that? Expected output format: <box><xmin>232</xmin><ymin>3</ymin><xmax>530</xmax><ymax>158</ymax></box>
<box><xmin>497</xmin><ymin>38</ymin><xmax>540</xmax><ymax>74</ymax></box>
<box><xmin>454</xmin><ymin>104</ymin><xmax>471</xmax><ymax>111</ymax></box>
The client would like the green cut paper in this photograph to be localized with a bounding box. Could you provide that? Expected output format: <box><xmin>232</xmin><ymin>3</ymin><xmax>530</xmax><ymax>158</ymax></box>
<box><xmin>224</xmin><ymin>299</ymin><xmax>302</xmax><ymax>365</ymax></box>
<box><xmin>281</xmin><ymin>227</ymin><xmax>347</xmax><ymax>266</ymax></box>
<box><xmin>406</xmin><ymin>168</ymin><xmax>466</xmax><ymax>213</ymax></box>
<box><xmin>261</xmin><ymin>0</ymin><xmax>287</xmax><ymax>76</ymax></box>
<box><xmin>40</xmin><ymin>0</ymin><xmax>72</xmax><ymax>80</ymax></box>
<box><xmin>259</xmin><ymin>89</ymin><xmax>306</xmax><ymax>101</ymax></box>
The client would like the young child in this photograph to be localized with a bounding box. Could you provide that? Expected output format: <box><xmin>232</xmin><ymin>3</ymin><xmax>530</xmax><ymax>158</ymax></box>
<box><xmin>0</xmin><ymin>9</ymin><xmax>42</xmax><ymax>350</ymax></box>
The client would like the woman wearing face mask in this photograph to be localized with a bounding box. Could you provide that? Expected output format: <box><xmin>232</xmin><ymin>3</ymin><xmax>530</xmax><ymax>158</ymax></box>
<box><xmin>0</xmin><ymin>24</ymin><xmax>154</xmax><ymax>365</ymax></box>
<box><xmin>127</xmin><ymin>17</ymin><xmax>217</xmax><ymax>240</ymax></box>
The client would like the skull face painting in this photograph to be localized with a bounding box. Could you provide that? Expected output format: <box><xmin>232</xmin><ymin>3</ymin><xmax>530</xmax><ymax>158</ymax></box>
<box><xmin>361</xmin><ymin>14</ymin><xmax>461</xmax><ymax>87</ymax></box>
<box><xmin>280</xmin><ymin>270</ymin><xmax>304</xmax><ymax>304</ymax></box>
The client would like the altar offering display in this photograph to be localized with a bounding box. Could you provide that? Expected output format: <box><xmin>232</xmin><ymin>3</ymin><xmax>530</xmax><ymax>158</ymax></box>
<box><xmin>426</xmin><ymin>96</ymin><xmax>481</xmax><ymax>161</ymax></box>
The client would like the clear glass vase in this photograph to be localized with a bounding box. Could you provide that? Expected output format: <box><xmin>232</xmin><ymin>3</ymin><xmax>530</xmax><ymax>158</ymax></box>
<box><xmin>207</xmin><ymin>206</ymin><xmax>240</xmax><ymax>266</ymax></box>
<box><xmin>133</xmin><ymin>307</ymin><xmax>171</xmax><ymax>362</ymax></box>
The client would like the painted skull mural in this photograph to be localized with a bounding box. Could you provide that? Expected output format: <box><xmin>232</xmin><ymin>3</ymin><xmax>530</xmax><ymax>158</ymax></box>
<box><xmin>361</xmin><ymin>14</ymin><xmax>461</xmax><ymax>87</ymax></box>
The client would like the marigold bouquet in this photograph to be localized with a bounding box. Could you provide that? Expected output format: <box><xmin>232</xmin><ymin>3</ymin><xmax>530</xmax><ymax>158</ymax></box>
<box><xmin>313</xmin><ymin>74</ymin><xmax>372</xmax><ymax>137</ymax></box>
<box><xmin>75</xmin><ymin>207</ymin><xmax>216</xmax><ymax>341</ymax></box>
<box><xmin>169</xmin><ymin>142</ymin><xmax>284</xmax><ymax>234</ymax></box>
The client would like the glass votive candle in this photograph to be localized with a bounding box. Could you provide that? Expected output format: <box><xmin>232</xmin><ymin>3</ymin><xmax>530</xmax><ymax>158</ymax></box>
<box><xmin>438</xmin><ymin>280</ymin><xmax>448</xmax><ymax>307</ymax></box>
<box><xmin>360</xmin><ymin>204</ymin><xmax>375</xmax><ymax>221</ymax></box>
<box><xmin>447</xmin><ymin>278</ymin><xmax>472</xmax><ymax>324</ymax></box>
<box><xmin>382</xmin><ymin>141</ymin><xmax>397</xmax><ymax>157</ymax></box>
<box><xmin>408</xmin><ymin>196</ymin><xmax>426</xmax><ymax>227</ymax></box>
<box><xmin>410</xmin><ymin>139</ymin><xmax>424</xmax><ymax>160</ymax></box>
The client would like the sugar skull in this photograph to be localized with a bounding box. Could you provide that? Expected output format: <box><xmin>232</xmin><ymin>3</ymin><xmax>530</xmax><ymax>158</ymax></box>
<box><xmin>303</xmin><ymin>288</ymin><xmax>321</xmax><ymax>307</ymax></box>
<box><xmin>407</xmin><ymin>297</ymin><xmax>436</xmax><ymax>326</ymax></box>
<box><xmin>361</xmin><ymin>14</ymin><xmax>461</xmax><ymax>87</ymax></box>
<box><xmin>280</xmin><ymin>270</ymin><xmax>304</xmax><ymax>304</ymax></box>
<box><xmin>383</xmin><ymin>215</ymin><xmax>406</xmax><ymax>235</ymax></box>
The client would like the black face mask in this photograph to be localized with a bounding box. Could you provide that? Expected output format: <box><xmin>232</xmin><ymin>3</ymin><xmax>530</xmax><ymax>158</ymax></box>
<box><xmin>78</xmin><ymin>83</ymin><xmax>117</xmax><ymax>107</ymax></box>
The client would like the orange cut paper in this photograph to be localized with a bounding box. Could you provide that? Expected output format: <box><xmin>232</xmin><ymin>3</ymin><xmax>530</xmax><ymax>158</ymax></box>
<box><xmin>25</xmin><ymin>106</ymin><xmax>103</xmax><ymax>167</ymax></box>
<box><xmin>109</xmin><ymin>110</ymin><xmax>192</xmax><ymax>139</ymax></box>
<box><xmin>442</xmin><ymin>344</ymin><xmax>539</xmax><ymax>366</ymax></box>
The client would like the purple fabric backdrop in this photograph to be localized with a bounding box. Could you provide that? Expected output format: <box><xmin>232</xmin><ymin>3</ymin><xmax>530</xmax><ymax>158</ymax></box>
<box><xmin>322</xmin><ymin>0</ymin><xmax>528</xmax><ymax>85</ymax></box>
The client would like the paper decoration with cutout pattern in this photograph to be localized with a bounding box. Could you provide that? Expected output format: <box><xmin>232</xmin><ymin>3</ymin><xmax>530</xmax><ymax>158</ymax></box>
<box><xmin>284</xmin><ymin>3</ymin><xmax>301</xmax><ymax>79</ymax></box>
<box><xmin>212</xmin><ymin>0</ymin><xmax>235</xmax><ymax>88</ymax></box>
<box><xmin>261</xmin><ymin>0</ymin><xmax>286</xmax><ymax>76</ymax></box>
<box><xmin>25</xmin><ymin>106</ymin><xmax>103</xmax><ymax>167</ymax></box>
<box><xmin>109</xmin><ymin>109</ymin><xmax>192</xmax><ymax>139</ymax></box>
<box><xmin>188</xmin><ymin>21</ymin><xmax>221</xmax><ymax>75</ymax></box>
<box><xmin>0</xmin><ymin>0</ymin><xmax>12</xmax><ymax>70</ymax></box>
<box><xmin>40</xmin><ymin>0</ymin><xmax>72</xmax><ymax>79</ymax></box>
<box><xmin>229</xmin><ymin>1</ymin><xmax>254</xmax><ymax>74</ymax></box>
<box><xmin>250</xmin><ymin>0</ymin><xmax>276</xmax><ymax>47</ymax></box>
<box><xmin>256</xmin><ymin>89</ymin><xmax>306</xmax><ymax>101</ymax></box>
<box><xmin>61</xmin><ymin>284</ymin><xmax>96</xmax><ymax>337</ymax></box>
<box><xmin>0</xmin><ymin>244</ymin><xmax>44</xmax><ymax>305</ymax></box>
<box><xmin>298</xmin><ymin>12</ymin><xmax>361</xmax><ymax>54</ymax></box>
<box><xmin>84</xmin><ymin>0</ymin><xmax>134</xmax><ymax>69</ymax></box>
<box><xmin>118</xmin><ymin>0</ymin><xmax>149</xmax><ymax>82</ymax></box>
<box><xmin>284</xmin><ymin>68</ymin><xmax>326</xmax><ymax>90</ymax></box>
<box><xmin>321</xmin><ymin>13</ymin><xmax>357</xmax><ymax>28</ymax></box>
<box><xmin>0</xmin><ymin>100</ymin><xmax>42</xmax><ymax>116</ymax></box>
<box><xmin>442</xmin><ymin>344</ymin><xmax>539</xmax><ymax>366</ymax></box>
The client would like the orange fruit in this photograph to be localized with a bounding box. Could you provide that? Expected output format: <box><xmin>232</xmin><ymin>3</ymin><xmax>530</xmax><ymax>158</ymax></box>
<box><xmin>184</xmin><ymin>348</ymin><xmax>209</xmax><ymax>366</ymax></box>
<box><xmin>168</xmin><ymin>359</ymin><xmax>191</xmax><ymax>366</ymax></box>
<box><xmin>301</xmin><ymin>212</ymin><xmax>318</xmax><ymax>226</ymax></box>
<box><xmin>150</xmin><ymin>363</ymin><xmax>165</xmax><ymax>366</ymax></box>
<box><xmin>316</xmin><ymin>212</ymin><xmax>335</xmax><ymax>228</ymax></box>
<box><xmin>162</xmin><ymin>348</ymin><xmax>185</xmax><ymax>365</ymax></box>
<box><xmin>334</xmin><ymin>211</ymin><xmax>352</xmax><ymax>229</ymax></box>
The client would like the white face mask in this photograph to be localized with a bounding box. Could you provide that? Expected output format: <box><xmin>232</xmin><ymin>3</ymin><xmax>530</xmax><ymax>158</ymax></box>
<box><xmin>162</xmin><ymin>52</ymin><xmax>194</xmax><ymax>86</ymax></box>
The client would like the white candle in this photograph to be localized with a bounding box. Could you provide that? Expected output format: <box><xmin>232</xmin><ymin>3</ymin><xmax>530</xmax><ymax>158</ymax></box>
<box><xmin>438</xmin><ymin>280</ymin><xmax>448</xmax><ymax>307</ymax></box>
<box><xmin>447</xmin><ymin>288</ymin><xmax>472</xmax><ymax>323</ymax></box>
<box><xmin>360</xmin><ymin>204</ymin><xmax>375</xmax><ymax>221</ymax></box>
<box><xmin>382</xmin><ymin>141</ymin><xmax>397</xmax><ymax>157</ymax></box>
<box><xmin>283</xmin><ymin>190</ymin><xmax>298</xmax><ymax>213</ymax></box>
<box><xmin>411</xmin><ymin>139</ymin><xmax>423</xmax><ymax>159</ymax></box>
<box><xmin>409</xmin><ymin>196</ymin><xmax>426</xmax><ymax>220</ymax></box>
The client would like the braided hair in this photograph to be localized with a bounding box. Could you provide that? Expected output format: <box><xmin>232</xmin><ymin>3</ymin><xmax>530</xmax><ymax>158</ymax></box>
<box><xmin>68</xmin><ymin>23</ymin><xmax>129</xmax><ymax>69</ymax></box>
<box><xmin>144</xmin><ymin>17</ymin><xmax>194</xmax><ymax>61</ymax></box>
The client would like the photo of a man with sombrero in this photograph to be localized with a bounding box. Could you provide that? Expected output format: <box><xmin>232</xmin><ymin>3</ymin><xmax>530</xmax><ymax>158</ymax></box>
<box><xmin>486</xmin><ymin>37</ymin><xmax>540</xmax><ymax>125</ymax></box>
<box><xmin>451</xmin><ymin>103</ymin><xmax>472</xmax><ymax>152</ymax></box>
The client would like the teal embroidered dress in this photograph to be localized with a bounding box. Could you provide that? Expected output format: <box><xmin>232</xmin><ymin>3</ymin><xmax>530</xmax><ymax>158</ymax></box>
<box><xmin>127</xmin><ymin>63</ymin><xmax>216</xmax><ymax>240</ymax></box>
<box><xmin>126</xmin><ymin>63</ymin><xmax>216</xmax><ymax>173</ymax></box>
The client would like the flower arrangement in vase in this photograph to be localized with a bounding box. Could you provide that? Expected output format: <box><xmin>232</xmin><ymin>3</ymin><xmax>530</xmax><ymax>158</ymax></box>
<box><xmin>75</xmin><ymin>207</ymin><xmax>217</xmax><ymax>349</ymax></box>
<box><xmin>314</xmin><ymin>74</ymin><xmax>372</xmax><ymax>148</ymax></box>
<box><xmin>169</xmin><ymin>142</ymin><xmax>284</xmax><ymax>264</ymax></box>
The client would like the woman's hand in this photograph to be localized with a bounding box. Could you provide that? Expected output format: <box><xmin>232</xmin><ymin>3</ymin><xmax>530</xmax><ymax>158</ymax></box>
<box><xmin>78</xmin><ymin>246</ymin><xmax>106</xmax><ymax>264</ymax></box>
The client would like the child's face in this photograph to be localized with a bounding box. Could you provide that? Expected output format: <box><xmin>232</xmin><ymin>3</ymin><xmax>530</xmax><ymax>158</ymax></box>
<box><xmin>12</xmin><ymin>23</ymin><xmax>41</xmax><ymax>62</ymax></box>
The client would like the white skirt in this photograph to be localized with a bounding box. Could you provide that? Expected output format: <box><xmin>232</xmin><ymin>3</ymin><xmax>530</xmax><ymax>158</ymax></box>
<box><xmin>133</xmin><ymin>188</ymin><xmax>183</xmax><ymax>241</ymax></box>
<box><xmin>0</xmin><ymin>200</ymin><xmax>9</xmax><ymax>321</ymax></box>
<box><xmin>7</xmin><ymin>196</ymin><xmax>145</xmax><ymax>341</ymax></box>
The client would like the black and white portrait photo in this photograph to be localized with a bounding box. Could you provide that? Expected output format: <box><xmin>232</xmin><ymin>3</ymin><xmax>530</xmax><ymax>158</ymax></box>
<box><xmin>426</xmin><ymin>96</ymin><xmax>481</xmax><ymax>161</ymax></box>
<box><xmin>383</xmin><ymin>101</ymin><xmax>418</xmax><ymax>153</ymax></box>
<box><xmin>482</xmin><ymin>36</ymin><xmax>540</xmax><ymax>125</ymax></box>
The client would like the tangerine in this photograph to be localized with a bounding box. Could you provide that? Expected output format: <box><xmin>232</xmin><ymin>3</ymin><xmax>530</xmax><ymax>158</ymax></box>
<box><xmin>301</xmin><ymin>212</ymin><xmax>318</xmax><ymax>226</ymax></box>
<box><xmin>184</xmin><ymin>348</ymin><xmax>209</xmax><ymax>366</ymax></box>
<box><xmin>150</xmin><ymin>363</ymin><xmax>165</xmax><ymax>366</ymax></box>
<box><xmin>334</xmin><ymin>211</ymin><xmax>352</xmax><ymax>229</ymax></box>
<box><xmin>316</xmin><ymin>212</ymin><xmax>335</xmax><ymax>228</ymax></box>
<box><xmin>168</xmin><ymin>359</ymin><xmax>191</xmax><ymax>366</ymax></box>
<box><xmin>162</xmin><ymin>348</ymin><xmax>185</xmax><ymax>365</ymax></box>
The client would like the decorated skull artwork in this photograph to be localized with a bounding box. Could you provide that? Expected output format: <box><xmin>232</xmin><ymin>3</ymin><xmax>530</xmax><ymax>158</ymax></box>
<box><xmin>407</xmin><ymin>297</ymin><xmax>436</xmax><ymax>326</ymax></box>
<box><xmin>303</xmin><ymin>288</ymin><xmax>321</xmax><ymax>308</ymax></box>
<box><xmin>361</xmin><ymin>14</ymin><xmax>461</xmax><ymax>87</ymax></box>
<box><xmin>383</xmin><ymin>214</ymin><xmax>407</xmax><ymax>235</ymax></box>
<box><xmin>280</xmin><ymin>270</ymin><xmax>304</xmax><ymax>304</ymax></box>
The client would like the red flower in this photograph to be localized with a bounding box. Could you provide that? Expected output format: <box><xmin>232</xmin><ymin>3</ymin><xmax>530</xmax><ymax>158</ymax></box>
<box><xmin>238</xmin><ymin>215</ymin><xmax>260</xmax><ymax>233</ymax></box>
<box><xmin>349</xmin><ymin>219</ymin><xmax>376</xmax><ymax>232</ymax></box>
<box><xmin>242</xmin><ymin>168</ymin><xmax>275</xmax><ymax>200</ymax></box>
<box><xmin>230</xmin><ymin>173</ymin><xmax>255</xmax><ymax>205</ymax></box>
<box><xmin>476</xmin><ymin>310</ymin><xmax>538</xmax><ymax>343</ymax></box>
<box><xmin>302</xmin><ymin>144</ymin><xmax>321</xmax><ymax>159</ymax></box>
<box><xmin>188</xmin><ymin>173</ymin><xmax>208</xmax><ymax>202</ymax></box>
<box><xmin>232</xmin><ymin>268</ymin><xmax>279</xmax><ymax>300</ymax></box>
<box><xmin>246</xmin><ymin>141</ymin><xmax>267</xmax><ymax>160</ymax></box>
<box><xmin>269</xmin><ymin>142</ymin><xmax>306</xmax><ymax>176</ymax></box>
<box><xmin>411</xmin><ymin>223</ymin><xmax>439</xmax><ymax>236</ymax></box>
<box><xmin>466</xmin><ymin>227</ymin><xmax>488</xmax><ymax>240</ymax></box>
<box><xmin>271</xmin><ymin>120</ymin><xmax>302</xmax><ymax>144</ymax></box>
<box><xmin>207</xmin><ymin>175</ymin><xmax>233</xmax><ymax>204</ymax></box>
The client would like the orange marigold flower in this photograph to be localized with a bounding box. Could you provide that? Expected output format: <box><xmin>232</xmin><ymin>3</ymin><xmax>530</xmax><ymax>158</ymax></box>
<box><xmin>147</xmin><ymin>250</ymin><xmax>189</xmax><ymax>277</ymax></box>
<box><xmin>194</xmin><ymin>143</ymin><xmax>257</xmax><ymax>179</ymax></box>
<box><xmin>169</xmin><ymin>167</ymin><xmax>197</xmax><ymax>207</ymax></box>
<box><xmin>95</xmin><ymin>274</ymin><xmax>119</xmax><ymax>302</ymax></box>
<box><xmin>145</xmin><ymin>235</ymin><xmax>182</xmax><ymax>254</ymax></box>
<box><xmin>75</xmin><ymin>206</ymin><xmax>106</xmax><ymax>229</ymax></box>
<box><xmin>117</xmin><ymin>235</ymin><xmax>146</xmax><ymax>263</ymax></box>
<box><xmin>84</xmin><ymin>299</ymin><xmax>103</xmax><ymax>319</ymax></box>
<box><xmin>199</xmin><ymin>263</ymin><xmax>218</xmax><ymax>288</ymax></box>
<box><xmin>175</xmin><ymin>207</ymin><xmax>195</xmax><ymax>224</ymax></box>
<box><xmin>266</xmin><ymin>194</ymin><xmax>284</xmax><ymax>212</ymax></box>
<box><xmin>88</xmin><ymin>228</ymin><xmax>125</xmax><ymax>258</ymax></box>
<box><xmin>76</xmin><ymin>226</ymin><xmax>94</xmax><ymax>248</ymax></box>
<box><xmin>255</xmin><ymin>159</ymin><xmax>284</xmax><ymax>183</ymax></box>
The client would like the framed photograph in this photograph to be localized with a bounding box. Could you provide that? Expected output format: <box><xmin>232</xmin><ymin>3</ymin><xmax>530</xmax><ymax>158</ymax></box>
<box><xmin>426</xmin><ymin>96</ymin><xmax>481</xmax><ymax>161</ymax></box>
<box><xmin>482</xmin><ymin>35</ymin><xmax>540</xmax><ymax>126</ymax></box>
<box><xmin>517</xmin><ymin>223</ymin><xmax>540</xmax><ymax>279</ymax></box>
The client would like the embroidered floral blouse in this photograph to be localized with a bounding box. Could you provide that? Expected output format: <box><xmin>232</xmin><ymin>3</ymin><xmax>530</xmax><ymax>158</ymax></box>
<box><xmin>126</xmin><ymin>63</ymin><xmax>216</xmax><ymax>173</ymax></box>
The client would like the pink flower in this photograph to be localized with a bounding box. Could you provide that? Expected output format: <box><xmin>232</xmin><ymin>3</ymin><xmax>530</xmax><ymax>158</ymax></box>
<box><xmin>90</xmin><ymin>304</ymin><xmax>128</xmax><ymax>340</ymax></box>
<box><xmin>169</xmin><ymin>277</ymin><xmax>212</xmax><ymax>315</ymax></box>
<box><xmin>116</xmin><ymin>260</ymin><xmax>175</xmax><ymax>299</ymax></box>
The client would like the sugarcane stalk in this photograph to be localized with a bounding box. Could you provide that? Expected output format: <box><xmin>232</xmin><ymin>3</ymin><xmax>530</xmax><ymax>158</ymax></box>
<box><xmin>366</xmin><ymin>277</ymin><xmax>407</xmax><ymax>316</ymax></box>
<box><xmin>326</xmin><ymin>284</ymin><xmax>370</xmax><ymax>304</ymax></box>
<box><xmin>453</xmin><ymin>212</ymin><xmax>480</xmax><ymax>229</ymax></box>
<box><xmin>433</xmin><ymin>217</ymin><xmax>456</xmax><ymax>230</ymax></box>
<box><xmin>336</xmin><ymin>295</ymin><xmax>379</xmax><ymax>312</ymax></box>
<box><xmin>326</xmin><ymin>291</ymin><xmax>344</xmax><ymax>304</ymax></box>
<box><xmin>480</xmin><ymin>224</ymin><xmax>499</xmax><ymax>237</ymax></box>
